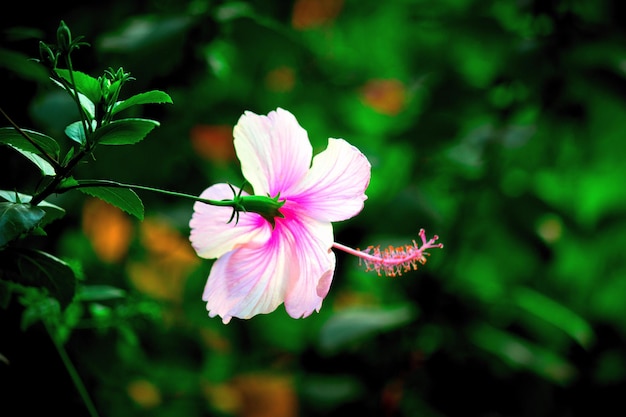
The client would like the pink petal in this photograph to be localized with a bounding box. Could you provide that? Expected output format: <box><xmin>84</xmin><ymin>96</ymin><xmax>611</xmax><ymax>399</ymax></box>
<box><xmin>288</xmin><ymin>138</ymin><xmax>371</xmax><ymax>222</ymax></box>
<box><xmin>233</xmin><ymin>108</ymin><xmax>312</xmax><ymax>197</ymax></box>
<box><xmin>202</xmin><ymin>231</ymin><xmax>290</xmax><ymax>324</ymax></box>
<box><xmin>280</xmin><ymin>205</ymin><xmax>336</xmax><ymax>318</ymax></box>
<box><xmin>203</xmin><ymin>205</ymin><xmax>336</xmax><ymax>323</ymax></box>
<box><xmin>189</xmin><ymin>183</ymin><xmax>271</xmax><ymax>259</ymax></box>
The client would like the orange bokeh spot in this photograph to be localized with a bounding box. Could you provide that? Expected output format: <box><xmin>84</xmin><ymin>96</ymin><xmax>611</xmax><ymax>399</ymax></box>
<box><xmin>199</xmin><ymin>327</ymin><xmax>231</xmax><ymax>352</ymax></box>
<box><xmin>139</xmin><ymin>217</ymin><xmax>198</xmax><ymax>264</ymax></box>
<box><xmin>203</xmin><ymin>383</ymin><xmax>241</xmax><ymax>415</ymax></box>
<box><xmin>360</xmin><ymin>79</ymin><xmax>407</xmax><ymax>116</ymax></box>
<box><xmin>82</xmin><ymin>198</ymin><xmax>133</xmax><ymax>263</ymax></box>
<box><xmin>204</xmin><ymin>374</ymin><xmax>298</xmax><ymax>417</ymax></box>
<box><xmin>265</xmin><ymin>66</ymin><xmax>296</xmax><ymax>92</ymax></box>
<box><xmin>233</xmin><ymin>374</ymin><xmax>298</xmax><ymax>417</ymax></box>
<box><xmin>190</xmin><ymin>124</ymin><xmax>236</xmax><ymax>163</ymax></box>
<box><xmin>292</xmin><ymin>0</ymin><xmax>344</xmax><ymax>30</ymax></box>
<box><xmin>127</xmin><ymin>218</ymin><xmax>199</xmax><ymax>303</ymax></box>
<box><xmin>127</xmin><ymin>379</ymin><xmax>162</xmax><ymax>409</ymax></box>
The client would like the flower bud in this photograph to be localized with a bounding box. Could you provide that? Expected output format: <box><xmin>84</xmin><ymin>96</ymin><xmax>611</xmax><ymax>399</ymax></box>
<box><xmin>56</xmin><ymin>21</ymin><xmax>72</xmax><ymax>53</ymax></box>
<box><xmin>38</xmin><ymin>41</ymin><xmax>56</xmax><ymax>68</ymax></box>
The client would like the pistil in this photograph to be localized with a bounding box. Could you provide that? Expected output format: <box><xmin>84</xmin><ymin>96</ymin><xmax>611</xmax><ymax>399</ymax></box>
<box><xmin>333</xmin><ymin>229</ymin><xmax>443</xmax><ymax>277</ymax></box>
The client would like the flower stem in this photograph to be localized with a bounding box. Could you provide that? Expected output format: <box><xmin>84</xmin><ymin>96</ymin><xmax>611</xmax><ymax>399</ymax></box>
<box><xmin>45</xmin><ymin>322</ymin><xmax>101</xmax><ymax>417</ymax></box>
<box><xmin>61</xmin><ymin>51</ymin><xmax>92</xmax><ymax>137</ymax></box>
<box><xmin>29</xmin><ymin>146</ymin><xmax>89</xmax><ymax>206</ymax></box>
<box><xmin>67</xmin><ymin>179</ymin><xmax>243</xmax><ymax>208</ymax></box>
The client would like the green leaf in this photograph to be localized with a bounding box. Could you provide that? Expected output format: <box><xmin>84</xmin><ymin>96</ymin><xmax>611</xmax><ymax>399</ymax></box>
<box><xmin>93</xmin><ymin>118</ymin><xmax>160</xmax><ymax>145</ymax></box>
<box><xmin>0</xmin><ymin>201</ymin><xmax>45</xmax><ymax>247</ymax></box>
<box><xmin>0</xmin><ymin>48</ymin><xmax>49</xmax><ymax>83</ymax></box>
<box><xmin>50</xmin><ymin>78</ymin><xmax>96</xmax><ymax>119</ymax></box>
<box><xmin>77</xmin><ymin>285</ymin><xmax>126</xmax><ymax>301</ymax></box>
<box><xmin>318</xmin><ymin>304</ymin><xmax>417</xmax><ymax>353</ymax></box>
<box><xmin>62</xmin><ymin>146</ymin><xmax>75</xmax><ymax>166</ymax></box>
<box><xmin>64</xmin><ymin>120</ymin><xmax>88</xmax><ymax>146</ymax></box>
<box><xmin>0</xmin><ymin>280</ymin><xmax>12</xmax><ymax>309</ymax></box>
<box><xmin>471</xmin><ymin>324</ymin><xmax>576</xmax><ymax>385</ymax></box>
<box><xmin>58</xmin><ymin>177</ymin><xmax>79</xmax><ymax>190</ymax></box>
<box><xmin>213</xmin><ymin>2</ymin><xmax>255</xmax><ymax>22</ymax></box>
<box><xmin>55</xmin><ymin>68</ymin><xmax>102</xmax><ymax>104</ymax></box>
<box><xmin>0</xmin><ymin>190</ymin><xmax>65</xmax><ymax>228</ymax></box>
<box><xmin>0</xmin><ymin>126</ymin><xmax>60</xmax><ymax>158</ymax></box>
<box><xmin>78</xmin><ymin>92</ymin><xmax>96</xmax><ymax>120</ymax></box>
<box><xmin>299</xmin><ymin>375</ymin><xmax>364</xmax><ymax>411</ymax></box>
<box><xmin>513</xmin><ymin>287</ymin><xmax>595</xmax><ymax>348</ymax></box>
<box><xmin>78</xmin><ymin>186</ymin><xmax>144</xmax><ymax>220</ymax></box>
<box><xmin>6</xmin><ymin>145</ymin><xmax>56</xmax><ymax>175</ymax></box>
<box><xmin>21</xmin><ymin>295</ymin><xmax>61</xmax><ymax>331</ymax></box>
<box><xmin>111</xmin><ymin>90</ymin><xmax>173</xmax><ymax>116</ymax></box>
<box><xmin>0</xmin><ymin>248</ymin><xmax>76</xmax><ymax>309</ymax></box>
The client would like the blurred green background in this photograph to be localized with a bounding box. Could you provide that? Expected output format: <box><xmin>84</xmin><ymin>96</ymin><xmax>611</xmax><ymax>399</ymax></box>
<box><xmin>2</xmin><ymin>0</ymin><xmax>626</xmax><ymax>416</ymax></box>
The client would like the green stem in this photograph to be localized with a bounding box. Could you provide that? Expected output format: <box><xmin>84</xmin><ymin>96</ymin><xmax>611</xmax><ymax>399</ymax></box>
<box><xmin>70</xmin><ymin>179</ymin><xmax>286</xmax><ymax>224</ymax></box>
<box><xmin>29</xmin><ymin>54</ymin><xmax>96</xmax><ymax>207</ymax></box>
<box><xmin>62</xmin><ymin>53</ymin><xmax>92</xmax><ymax>137</ymax></box>
<box><xmin>102</xmin><ymin>78</ymin><xmax>121</xmax><ymax>126</ymax></box>
<box><xmin>29</xmin><ymin>147</ymin><xmax>88</xmax><ymax>206</ymax></box>
<box><xmin>45</xmin><ymin>322</ymin><xmax>101</xmax><ymax>417</ymax></box>
<box><xmin>69</xmin><ymin>179</ymin><xmax>239</xmax><ymax>208</ymax></box>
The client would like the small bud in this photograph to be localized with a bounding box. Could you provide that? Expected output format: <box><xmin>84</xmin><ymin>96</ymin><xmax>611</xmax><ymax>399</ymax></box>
<box><xmin>105</xmin><ymin>67</ymin><xmax>133</xmax><ymax>83</ymax></box>
<box><xmin>38</xmin><ymin>41</ymin><xmax>57</xmax><ymax>68</ymax></box>
<box><xmin>56</xmin><ymin>21</ymin><xmax>72</xmax><ymax>53</ymax></box>
<box><xmin>98</xmin><ymin>76</ymin><xmax>111</xmax><ymax>101</ymax></box>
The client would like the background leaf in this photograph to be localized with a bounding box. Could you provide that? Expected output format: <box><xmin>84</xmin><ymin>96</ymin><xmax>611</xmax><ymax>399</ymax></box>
<box><xmin>76</xmin><ymin>285</ymin><xmax>126</xmax><ymax>301</ymax></box>
<box><xmin>513</xmin><ymin>287</ymin><xmax>595</xmax><ymax>348</ymax></box>
<box><xmin>471</xmin><ymin>324</ymin><xmax>577</xmax><ymax>385</ymax></box>
<box><xmin>318</xmin><ymin>304</ymin><xmax>417</xmax><ymax>353</ymax></box>
<box><xmin>0</xmin><ymin>248</ymin><xmax>76</xmax><ymax>309</ymax></box>
<box><xmin>0</xmin><ymin>48</ymin><xmax>48</xmax><ymax>82</ymax></box>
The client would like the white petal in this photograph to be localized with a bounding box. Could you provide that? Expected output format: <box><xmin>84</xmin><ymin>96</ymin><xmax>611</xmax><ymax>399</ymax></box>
<box><xmin>189</xmin><ymin>183</ymin><xmax>271</xmax><ymax>259</ymax></box>
<box><xmin>202</xmin><ymin>224</ymin><xmax>291</xmax><ymax>323</ymax></box>
<box><xmin>233</xmin><ymin>108</ymin><xmax>312</xmax><ymax>197</ymax></box>
<box><xmin>202</xmin><ymin>205</ymin><xmax>336</xmax><ymax>323</ymax></box>
<box><xmin>280</xmin><ymin>205</ymin><xmax>336</xmax><ymax>318</ymax></box>
<box><xmin>288</xmin><ymin>138</ymin><xmax>371</xmax><ymax>222</ymax></box>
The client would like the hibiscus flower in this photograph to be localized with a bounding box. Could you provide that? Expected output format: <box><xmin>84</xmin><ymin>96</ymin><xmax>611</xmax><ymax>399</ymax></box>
<box><xmin>190</xmin><ymin>108</ymin><xmax>371</xmax><ymax>323</ymax></box>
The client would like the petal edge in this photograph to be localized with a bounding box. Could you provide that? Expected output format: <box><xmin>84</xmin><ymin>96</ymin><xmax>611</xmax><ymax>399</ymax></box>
<box><xmin>288</xmin><ymin>138</ymin><xmax>371</xmax><ymax>222</ymax></box>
